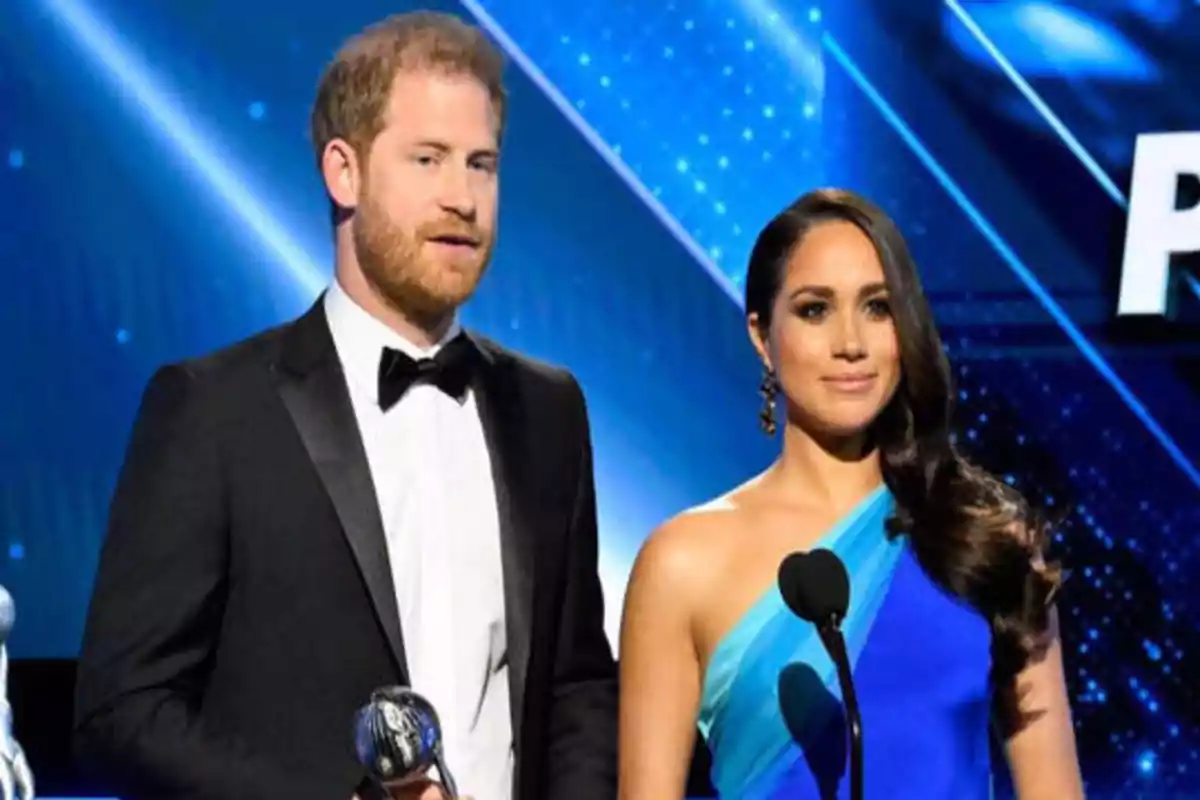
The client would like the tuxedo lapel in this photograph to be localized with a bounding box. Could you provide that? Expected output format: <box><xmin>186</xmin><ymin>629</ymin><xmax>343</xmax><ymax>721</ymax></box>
<box><xmin>468</xmin><ymin>334</ymin><xmax>537</xmax><ymax>750</ymax></box>
<box><xmin>273</xmin><ymin>299</ymin><xmax>409</xmax><ymax>681</ymax></box>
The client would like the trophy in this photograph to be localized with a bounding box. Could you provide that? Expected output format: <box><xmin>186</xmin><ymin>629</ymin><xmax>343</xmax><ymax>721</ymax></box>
<box><xmin>353</xmin><ymin>686</ymin><xmax>458</xmax><ymax>798</ymax></box>
<box><xmin>0</xmin><ymin>586</ymin><xmax>33</xmax><ymax>800</ymax></box>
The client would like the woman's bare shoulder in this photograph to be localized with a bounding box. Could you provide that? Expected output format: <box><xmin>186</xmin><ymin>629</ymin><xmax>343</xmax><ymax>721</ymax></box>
<box><xmin>629</xmin><ymin>490</ymin><xmax>753</xmax><ymax>599</ymax></box>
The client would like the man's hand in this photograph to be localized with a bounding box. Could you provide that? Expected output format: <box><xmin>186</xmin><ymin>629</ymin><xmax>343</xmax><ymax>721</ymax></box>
<box><xmin>386</xmin><ymin>779</ymin><xmax>442</xmax><ymax>800</ymax></box>
<box><xmin>384</xmin><ymin>777</ymin><xmax>473</xmax><ymax>800</ymax></box>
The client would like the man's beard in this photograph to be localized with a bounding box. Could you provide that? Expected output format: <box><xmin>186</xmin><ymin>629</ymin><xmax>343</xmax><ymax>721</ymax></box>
<box><xmin>352</xmin><ymin>194</ymin><xmax>492</xmax><ymax>326</ymax></box>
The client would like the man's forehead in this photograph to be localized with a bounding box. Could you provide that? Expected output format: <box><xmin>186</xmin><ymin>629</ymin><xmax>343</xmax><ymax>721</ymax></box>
<box><xmin>381</xmin><ymin>70</ymin><xmax>500</xmax><ymax>145</ymax></box>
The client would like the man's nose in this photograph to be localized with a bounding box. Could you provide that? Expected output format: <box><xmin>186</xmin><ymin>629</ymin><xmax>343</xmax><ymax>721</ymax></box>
<box><xmin>437</xmin><ymin>166</ymin><xmax>476</xmax><ymax>219</ymax></box>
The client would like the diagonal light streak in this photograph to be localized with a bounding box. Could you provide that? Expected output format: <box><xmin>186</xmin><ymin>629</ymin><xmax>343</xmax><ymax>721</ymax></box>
<box><xmin>822</xmin><ymin>32</ymin><xmax>1200</xmax><ymax>490</ymax></box>
<box><xmin>734</xmin><ymin>0</ymin><xmax>825</xmax><ymax>91</ymax></box>
<box><xmin>41</xmin><ymin>0</ymin><xmax>327</xmax><ymax>298</ymax></box>
<box><xmin>943</xmin><ymin>0</ymin><xmax>1127</xmax><ymax>208</ymax></box>
<box><xmin>456</xmin><ymin>0</ymin><xmax>743</xmax><ymax>307</ymax></box>
<box><xmin>945</xmin><ymin>0</ymin><xmax>1200</xmax><ymax>304</ymax></box>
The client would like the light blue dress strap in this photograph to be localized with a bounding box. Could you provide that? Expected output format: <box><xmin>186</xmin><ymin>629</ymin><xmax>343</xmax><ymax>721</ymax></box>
<box><xmin>697</xmin><ymin>484</ymin><xmax>906</xmax><ymax>798</ymax></box>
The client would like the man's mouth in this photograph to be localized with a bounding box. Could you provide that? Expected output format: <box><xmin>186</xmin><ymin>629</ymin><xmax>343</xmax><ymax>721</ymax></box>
<box><xmin>426</xmin><ymin>233</ymin><xmax>479</xmax><ymax>248</ymax></box>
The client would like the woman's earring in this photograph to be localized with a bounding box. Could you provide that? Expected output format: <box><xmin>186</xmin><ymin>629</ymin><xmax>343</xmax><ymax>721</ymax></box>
<box><xmin>759</xmin><ymin>367</ymin><xmax>778</xmax><ymax>436</ymax></box>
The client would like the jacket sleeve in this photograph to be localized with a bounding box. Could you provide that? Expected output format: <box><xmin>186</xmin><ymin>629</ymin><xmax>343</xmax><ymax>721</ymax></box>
<box><xmin>541</xmin><ymin>377</ymin><xmax>619</xmax><ymax>799</ymax></box>
<box><xmin>73</xmin><ymin>365</ymin><xmax>369</xmax><ymax>800</ymax></box>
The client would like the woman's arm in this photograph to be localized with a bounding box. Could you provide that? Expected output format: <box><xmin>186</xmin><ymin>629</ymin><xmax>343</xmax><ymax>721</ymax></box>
<box><xmin>997</xmin><ymin>606</ymin><xmax>1085</xmax><ymax>799</ymax></box>
<box><xmin>618</xmin><ymin>521</ymin><xmax>706</xmax><ymax>800</ymax></box>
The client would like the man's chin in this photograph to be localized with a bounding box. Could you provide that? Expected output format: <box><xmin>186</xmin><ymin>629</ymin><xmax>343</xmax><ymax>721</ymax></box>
<box><xmin>395</xmin><ymin>286</ymin><xmax>479</xmax><ymax>322</ymax></box>
<box><xmin>427</xmin><ymin>250</ymin><xmax>488</xmax><ymax>277</ymax></box>
<box><xmin>365</xmin><ymin>258</ymin><xmax>487</xmax><ymax>321</ymax></box>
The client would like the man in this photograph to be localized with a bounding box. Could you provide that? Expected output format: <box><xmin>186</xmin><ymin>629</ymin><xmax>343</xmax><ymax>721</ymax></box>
<box><xmin>73</xmin><ymin>11</ymin><xmax>617</xmax><ymax>800</ymax></box>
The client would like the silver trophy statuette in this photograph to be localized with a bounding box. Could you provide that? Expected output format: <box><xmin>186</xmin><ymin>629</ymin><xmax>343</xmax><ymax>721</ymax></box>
<box><xmin>353</xmin><ymin>685</ymin><xmax>458</xmax><ymax>798</ymax></box>
<box><xmin>0</xmin><ymin>586</ymin><xmax>33</xmax><ymax>800</ymax></box>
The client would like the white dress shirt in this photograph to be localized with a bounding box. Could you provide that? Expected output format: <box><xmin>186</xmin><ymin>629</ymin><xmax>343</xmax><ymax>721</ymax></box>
<box><xmin>324</xmin><ymin>281</ymin><xmax>513</xmax><ymax>799</ymax></box>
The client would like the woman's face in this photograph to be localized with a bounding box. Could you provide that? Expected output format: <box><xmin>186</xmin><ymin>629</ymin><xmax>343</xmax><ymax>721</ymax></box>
<box><xmin>751</xmin><ymin>220</ymin><xmax>902</xmax><ymax>439</ymax></box>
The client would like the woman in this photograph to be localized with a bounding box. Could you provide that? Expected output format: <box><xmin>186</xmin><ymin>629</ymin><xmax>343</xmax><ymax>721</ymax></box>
<box><xmin>617</xmin><ymin>189</ymin><xmax>1083</xmax><ymax>799</ymax></box>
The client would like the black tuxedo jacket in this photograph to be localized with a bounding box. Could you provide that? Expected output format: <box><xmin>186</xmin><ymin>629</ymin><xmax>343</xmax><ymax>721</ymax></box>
<box><xmin>73</xmin><ymin>299</ymin><xmax>618</xmax><ymax>800</ymax></box>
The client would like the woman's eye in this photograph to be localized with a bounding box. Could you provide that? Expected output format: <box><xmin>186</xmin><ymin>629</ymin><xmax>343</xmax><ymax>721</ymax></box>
<box><xmin>866</xmin><ymin>298</ymin><xmax>892</xmax><ymax>319</ymax></box>
<box><xmin>796</xmin><ymin>302</ymin><xmax>828</xmax><ymax>320</ymax></box>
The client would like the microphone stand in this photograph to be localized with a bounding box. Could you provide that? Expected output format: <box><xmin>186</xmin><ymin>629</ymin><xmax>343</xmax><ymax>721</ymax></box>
<box><xmin>818</xmin><ymin>618</ymin><xmax>862</xmax><ymax>800</ymax></box>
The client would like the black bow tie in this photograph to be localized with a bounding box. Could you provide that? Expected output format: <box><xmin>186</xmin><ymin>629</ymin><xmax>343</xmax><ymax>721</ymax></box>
<box><xmin>378</xmin><ymin>334</ymin><xmax>478</xmax><ymax>410</ymax></box>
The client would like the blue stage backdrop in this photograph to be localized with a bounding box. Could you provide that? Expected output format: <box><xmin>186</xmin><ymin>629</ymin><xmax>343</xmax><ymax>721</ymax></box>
<box><xmin>1</xmin><ymin>0</ymin><xmax>1198</xmax><ymax>797</ymax></box>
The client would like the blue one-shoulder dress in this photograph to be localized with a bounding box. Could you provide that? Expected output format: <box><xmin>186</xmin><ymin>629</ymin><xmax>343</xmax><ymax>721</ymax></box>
<box><xmin>698</xmin><ymin>485</ymin><xmax>996</xmax><ymax>798</ymax></box>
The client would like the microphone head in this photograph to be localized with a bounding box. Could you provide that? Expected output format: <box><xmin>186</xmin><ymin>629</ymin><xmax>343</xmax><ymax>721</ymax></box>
<box><xmin>353</xmin><ymin>686</ymin><xmax>444</xmax><ymax>781</ymax></box>
<box><xmin>778</xmin><ymin>548</ymin><xmax>850</xmax><ymax>625</ymax></box>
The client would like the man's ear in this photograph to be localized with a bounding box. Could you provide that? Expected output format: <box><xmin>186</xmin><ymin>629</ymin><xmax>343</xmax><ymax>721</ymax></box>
<box><xmin>321</xmin><ymin>138</ymin><xmax>363</xmax><ymax>212</ymax></box>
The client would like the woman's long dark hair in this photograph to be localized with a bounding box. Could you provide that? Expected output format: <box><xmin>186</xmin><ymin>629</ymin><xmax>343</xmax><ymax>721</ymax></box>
<box><xmin>746</xmin><ymin>188</ymin><xmax>1062</xmax><ymax>684</ymax></box>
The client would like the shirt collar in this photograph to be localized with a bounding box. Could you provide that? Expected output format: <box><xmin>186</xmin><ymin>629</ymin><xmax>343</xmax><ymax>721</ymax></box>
<box><xmin>323</xmin><ymin>279</ymin><xmax>462</xmax><ymax>404</ymax></box>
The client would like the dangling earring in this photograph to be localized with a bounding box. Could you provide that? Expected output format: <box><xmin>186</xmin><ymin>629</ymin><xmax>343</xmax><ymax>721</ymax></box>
<box><xmin>758</xmin><ymin>366</ymin><xmax>778</xmax><ymax>436</ymax></box>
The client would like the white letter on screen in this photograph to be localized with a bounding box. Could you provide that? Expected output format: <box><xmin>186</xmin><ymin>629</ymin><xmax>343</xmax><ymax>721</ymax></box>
<box><xmin>1118</xmin><ymin>131</ymin><xmax>1200</xmax><ymax>317</ymax></box>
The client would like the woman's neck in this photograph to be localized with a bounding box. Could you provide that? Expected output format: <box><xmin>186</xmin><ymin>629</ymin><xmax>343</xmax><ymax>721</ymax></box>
<box><xmin>766</xmin><ymin>422</ymin><xmax>885</xmax><ymax>514</ymax></box>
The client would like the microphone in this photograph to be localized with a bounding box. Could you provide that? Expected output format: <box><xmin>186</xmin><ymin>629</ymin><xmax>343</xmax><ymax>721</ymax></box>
<box><xmin>353</xmin><ymin>686</ymin><xmax>459</xmax><ymax>798</ymax></box>
<box><xmin>778</xmin><ymin>548</ymin><xmax>862</xmax><ymax>800</ymax></box>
